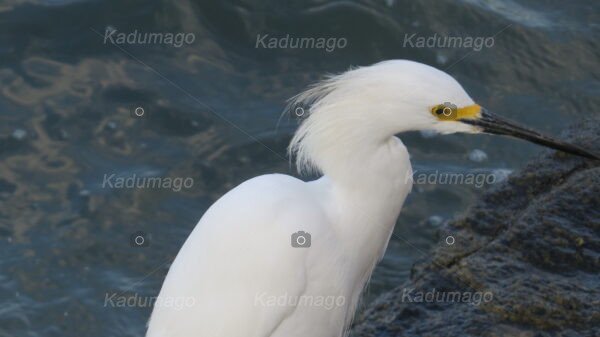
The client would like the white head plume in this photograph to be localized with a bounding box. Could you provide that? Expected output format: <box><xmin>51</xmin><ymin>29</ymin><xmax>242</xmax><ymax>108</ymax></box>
<box><xmin>287</xmin><ymin>60</ymin><xmax>478</xmax><ymax>175</ymax></box>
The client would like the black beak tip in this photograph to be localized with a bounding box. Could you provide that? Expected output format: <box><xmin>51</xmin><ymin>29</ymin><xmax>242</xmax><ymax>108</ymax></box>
<box><xmin>577</xmin><ymin>150</ymin><xmax>600</xmax><ymax>161</ymax></box>
<box><xmin>464</xmin><ymin>109</ymin><xmax>600</xmax><ymax>162</ymax></box>
<box><xmin>548</xmin><ymin>140</ymin><xmax>600</xmax><ymax>161</ymax></box>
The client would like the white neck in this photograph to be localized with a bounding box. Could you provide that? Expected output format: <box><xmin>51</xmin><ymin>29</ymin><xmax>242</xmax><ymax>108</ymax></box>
<box><xmin>306</xmin><ymin>135</ymin><xmax>413</xmax><ymax>332</ymax></box>
<box><xmin>312</xmin><ymin>135</ymin><xmax>413</xmax><ymax>259</ymax></box>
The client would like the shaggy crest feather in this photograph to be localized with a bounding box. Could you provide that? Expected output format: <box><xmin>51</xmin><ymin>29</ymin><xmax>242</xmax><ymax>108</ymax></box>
<box><xmin>287</xmin><ymin>68</ymin><xmax>363</xmax><ymax>175</ymax></box>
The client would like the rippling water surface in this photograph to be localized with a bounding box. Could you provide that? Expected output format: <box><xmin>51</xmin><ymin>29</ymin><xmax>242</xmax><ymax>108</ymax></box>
<box><xmin>0</xmin><ymin>0</ymin><xmax>598</xmax><ymax>336</ymax></box>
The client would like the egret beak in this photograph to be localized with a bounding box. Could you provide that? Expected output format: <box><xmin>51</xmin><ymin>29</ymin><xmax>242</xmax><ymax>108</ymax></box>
<box><xmin>461</xmin><ymin>108</ymin><xmax>599</xmax><ymax>160</ymax></box>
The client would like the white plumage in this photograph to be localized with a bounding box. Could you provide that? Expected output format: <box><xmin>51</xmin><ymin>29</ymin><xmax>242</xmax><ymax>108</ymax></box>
<box><xmin>146</xmin><ymin>60</ymin><xmax>480</xmax><ymax>337</ymax></box>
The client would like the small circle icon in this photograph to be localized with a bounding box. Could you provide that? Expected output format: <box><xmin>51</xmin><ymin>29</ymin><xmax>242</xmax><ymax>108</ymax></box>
<box><xmin>130</xmin><ymin>230</ymin><xmax>150</xmax><ymax>247</ymax></box>
<box><xmin>295</xmin><ymin>107</ymin><xmax>305</xmax><ymax>117</ymax></box>
<box><xmin>442</xmin><ymin>106</ymin><xmax>453</xmax><ymax>116</ymax></box>
<box><xmin>134</xmin><ymin>107</ymin><xmax>145</xmax><ymax>117</ymax></box>
<box><xmin>445</xmin><ymin>235</ymin><xmax>455</xmax><ymax>245</ymax></box>
<box><xmin>134</xmin><ymin>235</ymin><xmax>145</xmax><ymax>246</ymax></box>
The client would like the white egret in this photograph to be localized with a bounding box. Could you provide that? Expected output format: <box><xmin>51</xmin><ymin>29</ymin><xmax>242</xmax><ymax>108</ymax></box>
<box><xmin>146</xmin><ymin>60</ymin><xmax>598</xmax><ymax>337</ymax></box>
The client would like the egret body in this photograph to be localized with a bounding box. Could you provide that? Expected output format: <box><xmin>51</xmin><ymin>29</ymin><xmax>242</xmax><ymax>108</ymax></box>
<box><xmin>146</xmin><ymin>60</ymin><xmax>598</xmax><ymax>337</ymax></box>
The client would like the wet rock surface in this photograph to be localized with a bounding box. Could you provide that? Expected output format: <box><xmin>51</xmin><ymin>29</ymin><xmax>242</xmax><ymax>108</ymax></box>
<box><xmin>352</xmin><ymin>119</ymin><xmax>600</xmax><ymax>337</ymax></box>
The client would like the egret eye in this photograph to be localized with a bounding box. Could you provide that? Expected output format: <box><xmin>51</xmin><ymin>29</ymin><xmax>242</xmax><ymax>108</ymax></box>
<box><xmin>431</xmin><ymin>105</ymin><xmax>446</xmax><ymax>116</ymax></box>
<box><xmin>431</xmin><ymin>102</ymin><xmax>458</xmax><ymax>120</ymax></box>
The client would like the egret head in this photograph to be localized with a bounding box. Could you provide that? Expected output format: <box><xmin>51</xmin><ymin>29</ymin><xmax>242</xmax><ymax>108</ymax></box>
<box><xmin>289</xmin><ymin>60</ymin><xmax>598</xmax><ymax>173</ymax></box>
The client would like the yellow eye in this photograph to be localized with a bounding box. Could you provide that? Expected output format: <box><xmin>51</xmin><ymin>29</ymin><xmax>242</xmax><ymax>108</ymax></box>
<box><xmin>431</xmin><ymin>102</ymin><xmax>457</xmax><ymax>120</ymax></box>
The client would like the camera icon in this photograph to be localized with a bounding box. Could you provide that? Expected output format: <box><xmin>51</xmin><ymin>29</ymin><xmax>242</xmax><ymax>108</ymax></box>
<box><xmin>131</xmin><ymin>106</ymin><xmax>147</xmax><ymax>118</ymax></box>
<box><xmin>130</xmin><ymin>231</ymin><xmax>149</xmax><ymax>247</ymax></box>
<box><xmin>291</xmin><ymin>231</ymin><xmax>311</xmax><ymax>248</ymax></box>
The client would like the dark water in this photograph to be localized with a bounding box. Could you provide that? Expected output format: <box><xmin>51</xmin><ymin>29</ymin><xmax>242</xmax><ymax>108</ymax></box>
<box><xmin>0</xmin><ymin>0</ymin><xmax>598</xmax><ymax>336</ymax></box>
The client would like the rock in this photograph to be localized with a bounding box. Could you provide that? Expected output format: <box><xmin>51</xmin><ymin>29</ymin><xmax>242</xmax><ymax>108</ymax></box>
<box><xmin>352</xmin><ymin>119</ymin><xmax>600</xmax><ymax>337</ymax></box>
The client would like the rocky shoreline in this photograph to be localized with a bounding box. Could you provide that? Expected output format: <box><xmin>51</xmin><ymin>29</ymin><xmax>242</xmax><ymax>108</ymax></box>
<box><xmin>352</xmin><ymin>120</ymin><xmax>600</xmax><ymax>337</ymax></box>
